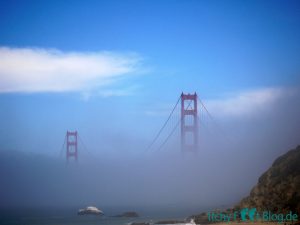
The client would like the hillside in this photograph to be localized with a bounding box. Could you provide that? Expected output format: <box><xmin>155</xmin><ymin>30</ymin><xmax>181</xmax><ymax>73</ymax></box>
<box><xmin>191</xmin><ymin>145</ymin><xmax>300</xmax><ymax>224</ymax></box>
<box><xmin>237</xmin><ymin>145</ymin><xmax>300</xmax><ymax>213</ymax></box>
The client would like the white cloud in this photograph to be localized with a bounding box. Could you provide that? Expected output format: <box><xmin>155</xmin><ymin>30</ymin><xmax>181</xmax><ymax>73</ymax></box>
<box><xmin>146</xmin><ymin>87</ymin><xmax>296</xmax><ymax>118</ymax></box>
<box><xmin>80</xmin><ymin>85</ymin><xmax>140</xmax><ymax>101</ymax></box>
<box><xmin>0</xmin><ymin>46</ymin><xmax>142</xmax><ymax>93</ymax></box>
<box><xmin>205</xmin><ymin>87</ymin><xmax>295</xmax><ymax>117</ymax></box>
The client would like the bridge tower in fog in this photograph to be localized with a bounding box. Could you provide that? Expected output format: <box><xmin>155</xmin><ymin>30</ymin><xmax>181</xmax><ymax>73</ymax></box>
<box><xmin>66</xmin><ymin>130</ymin><xmax>78</xmax><ymax>162</ymax></box>
<box><xmin>181</xmin><ymin>92</ymin><xmax>198</xmax><ymax>152</ymax></box>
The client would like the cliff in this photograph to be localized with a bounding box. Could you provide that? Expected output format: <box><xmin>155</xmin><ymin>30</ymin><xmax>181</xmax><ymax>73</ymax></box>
<box><xmin>237</xmin><ymin>145</ymin><xmax>300</xmax><ymax>214</ymax></box>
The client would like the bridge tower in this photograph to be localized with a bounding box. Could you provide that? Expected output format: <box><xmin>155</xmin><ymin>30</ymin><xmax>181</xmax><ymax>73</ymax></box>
<box><xmin>66</xmin><ymin>130</ymin><xmax>78</xmax><ymax>162</ymax></box>
<box><xmin>181</xmin><ymin>92</ymin><xmax>198</xmax><ymax>152</ymax></box>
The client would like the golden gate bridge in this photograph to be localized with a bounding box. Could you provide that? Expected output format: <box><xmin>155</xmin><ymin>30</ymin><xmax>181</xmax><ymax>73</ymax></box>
<box><xmin>60</xmin><ymin>92</ymin><xmax>217</xmax><ymax>162</ymax></box>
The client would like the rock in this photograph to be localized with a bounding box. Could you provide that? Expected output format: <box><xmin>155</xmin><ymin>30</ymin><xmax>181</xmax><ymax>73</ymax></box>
<box><xmin>189</xmin><ymin>212</ymin><xmax>214</xmax><ymax>224</ymax></box>
<box><xmin>77</xmin><ymin>206</ymin><xmax>103</xmax><ymax>215</ymax></box>
<box><xmin>237</xmin><ymin>145</ymin><xmax>300</xmax><ymax>214</ymax></box>
<box><xmin>190</xmin><ymin>145</ymin><xmax>300</xmax><ymax>224</ymax></box>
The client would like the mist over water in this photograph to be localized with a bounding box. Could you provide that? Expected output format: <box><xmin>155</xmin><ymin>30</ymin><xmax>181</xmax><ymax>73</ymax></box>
<box><xmin>1</xmin><ymin>88</ymin><xmax>300</xmax><ymax>219</ymax></box>
<box><xmin>0</xmin><ymin>1</ymin><xmax>300</xmax><ymax>224</ymax></box>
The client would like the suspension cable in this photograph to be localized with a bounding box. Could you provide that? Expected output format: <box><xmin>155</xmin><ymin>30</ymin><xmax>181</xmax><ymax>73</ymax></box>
<box><xmin>197</xmin><ymin>96</ymin><xmax>234</xmax><ymax>143</ymax></box>
<box><xmin>145</xmin><ymin>95</ymin><xmax>181</xmax><ymax>152</ymax></box>
<box><xmin>151</xmin><ymin>100</ymin><xmax>193</xmax><ymax>153</ymax></box>
<box><xmin>78</xmin><ymin>134</ymin><xmax>93</xmax><ymax>156</ymax></box>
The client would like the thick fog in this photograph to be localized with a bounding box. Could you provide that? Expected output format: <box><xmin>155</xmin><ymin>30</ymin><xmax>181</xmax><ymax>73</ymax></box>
<box><xmin>1</xmin><ymin>88</ymin><xmax>300</xmax><ymax>213</ymax></box>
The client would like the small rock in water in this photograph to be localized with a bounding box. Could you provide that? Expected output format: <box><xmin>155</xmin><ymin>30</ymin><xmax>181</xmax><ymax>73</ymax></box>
<box><xmin>77</xmin><ymin>206</ymin><xmax>103</xmax><ymax>215</ymax></box>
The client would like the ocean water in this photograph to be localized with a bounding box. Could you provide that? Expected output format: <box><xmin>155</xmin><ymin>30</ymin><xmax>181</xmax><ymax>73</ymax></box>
<box><xmin>0</xmin><ymin>215</ymin><xmax>157</xmax><ymax>225</ymax></box>
<box><xmin>0</xmin><ymin>206</ymin><xmax>201</xmax><ymax>225</ymax></box>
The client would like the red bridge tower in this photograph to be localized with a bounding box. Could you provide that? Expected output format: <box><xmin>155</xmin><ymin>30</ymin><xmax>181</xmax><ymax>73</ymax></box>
<box><xmin>66</xmin><ymin>130</ymin><xmax>78</xmax><ymax>162</ymax></box>
<box><xmin>181</xmin><ymin>92</ymin><xmax>198</xmax><ymax>152</ymax></box>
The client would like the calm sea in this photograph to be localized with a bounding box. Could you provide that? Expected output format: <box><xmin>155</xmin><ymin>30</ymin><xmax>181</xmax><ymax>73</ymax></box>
<box><xmin>0</xmin><ymin>206</ymin><xmax>204</xmax><ymax>225</ymax></box>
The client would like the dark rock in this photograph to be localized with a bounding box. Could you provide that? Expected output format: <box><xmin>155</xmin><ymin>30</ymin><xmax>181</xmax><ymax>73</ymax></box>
<box><xmin>190</xmin><ymin>145</ymin><xmax>300</xmax><ymax>224</ymax></box>
<box><xmin>189</xmin><ymin>212</ymin><xmax>214</xmax><ymax>224</ymax></box>
<box><xmin>237</xmin><ymin>145</ymin><xmax>300</xmax><ymax>214</ymax></box>
<box><xmin>77</xmin><ymin>206</ymin><xmax>103</xmax><ymax>215</ymax></box>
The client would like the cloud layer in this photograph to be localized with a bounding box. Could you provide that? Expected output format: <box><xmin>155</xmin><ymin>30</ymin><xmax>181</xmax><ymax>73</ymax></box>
<box><xmin>205</xmin><ymin>87</ymin><xmax>295</xmax><ymax>117</ymax></box>
<box><xmin>0</xmin><ymin>46</ymin><xmax>142</xmax><ymax>93</ymax></box>
<box><xmin>146</xmin><ymin>87</ymin><xmax>297</xmax><ymax>119</ymax></box>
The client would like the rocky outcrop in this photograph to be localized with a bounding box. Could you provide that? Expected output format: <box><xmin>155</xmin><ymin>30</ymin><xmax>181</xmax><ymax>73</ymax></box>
<box><xmin>237</xmin><ymin>145</ymin><xmax>300</xmax><ymax>213</ymax></box>
<box><xmin>191</xmin><ymin>145</ymin><xmax>300</xmax><ymax>224</ymax></box>
<box><xmin>190</xmin><ymin>212</ymin><xmax>211</xmax><ymax>224</ymax></box>
<box><xmin>77</xmin><ymin>206</ymin><xmax>103</xmax><ymax>215</ymax></box>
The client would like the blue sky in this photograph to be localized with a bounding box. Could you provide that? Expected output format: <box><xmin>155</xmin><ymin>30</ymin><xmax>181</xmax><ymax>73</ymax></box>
<box><xmin>0</xmin><ymin>0</ymin><xmax>300</xmax><ymax>156</ymax></box>
<box><xmin>1</xmin><ymin>0</ymin><xmax>300</xmax><ymax>210</ymax></box>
